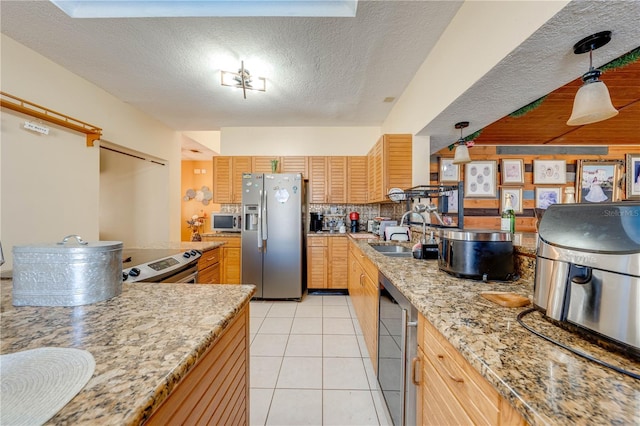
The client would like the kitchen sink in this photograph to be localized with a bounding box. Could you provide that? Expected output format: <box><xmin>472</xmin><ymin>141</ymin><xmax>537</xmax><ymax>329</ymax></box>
<box><xmin>370</xmin><ymin>244</ymin><xmax>413</xmax><ymax>257</ymax></box>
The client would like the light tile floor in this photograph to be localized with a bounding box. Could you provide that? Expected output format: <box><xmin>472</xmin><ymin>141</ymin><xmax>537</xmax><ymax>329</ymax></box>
<box><xmin>250</xmin><ymin>294</ymin><xmax>392</xmax><ymax>426</ymax></box>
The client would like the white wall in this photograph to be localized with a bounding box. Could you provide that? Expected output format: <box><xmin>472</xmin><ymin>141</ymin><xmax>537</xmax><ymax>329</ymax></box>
<box><xmin>0</xmin><ymin>34</ymin><xmax>181</xmax><ymax>269</ymax></box>
<box><xmin>183</xmin><ymin>130</ymin><xmax>221</xmax><ymax>154</ymax></box>
<box><xmin>220</xmin><ymin>127</ymin><xmax>381</xmax><ymax>156</ymax></box>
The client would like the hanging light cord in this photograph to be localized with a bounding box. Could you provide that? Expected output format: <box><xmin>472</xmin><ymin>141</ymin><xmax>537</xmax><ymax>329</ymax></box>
<box><xmin>516</xmin><ymin>308</ymin><xmax>640</xmax><ymax>380</ymax></box>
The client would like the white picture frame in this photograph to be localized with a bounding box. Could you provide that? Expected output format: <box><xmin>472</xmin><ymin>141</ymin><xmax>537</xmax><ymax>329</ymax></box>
<box><xmin>500</xmin><ymin>159</ymin><xmax>524</xmax><ymax>185</ymax></box>
<box><xmin>439</xmin><ymin>158</ymin><xmax>460</xmax><ymax>183</ymax></box>
<box><xmin>535</xmin><ymin>187</ymin><xmax>561</xmax><ymax>209</ymax></box>
<box><xmin>501</xmin><ymin>187</ymin><xmax>523</xmax><ymax>214</ymax></box>
<box><xmin>464</xmin><ymin>160</ymin><xmax>497</xmax><ymax>198</ymax></box>
<box><xmin>533</xmin><ymin>160</ymin><xmax>566</xmax><ymax>184</ymax></box>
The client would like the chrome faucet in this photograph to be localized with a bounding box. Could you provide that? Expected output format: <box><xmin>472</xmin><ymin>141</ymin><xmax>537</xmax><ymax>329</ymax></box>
<box><xmin>400</xmin><ymin>211</ymin><xmax>428</xmax><ymax>244</ymax></box>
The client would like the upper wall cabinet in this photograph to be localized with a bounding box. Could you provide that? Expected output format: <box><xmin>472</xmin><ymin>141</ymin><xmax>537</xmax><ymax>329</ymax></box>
<box><xmin>348</xmin><ymin>156</ymin><xmax>368</xmax><ymax>204</ymax></box>
<box><xmin>308</xmin><ymin>156</ymin><xmax>348</xmax><ymax>204</ymax></box>
<box><xmin>213</xmin><ymin>156</ymin><xmax>252</xmax><ymax>203</ymax></box>
<box><xmin>367</xmin><ymin>134</ymin><xmax>412</xmax><ymax>203</ymax></box>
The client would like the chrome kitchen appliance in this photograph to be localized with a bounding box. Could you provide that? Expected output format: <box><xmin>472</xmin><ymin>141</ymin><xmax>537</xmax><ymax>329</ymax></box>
<box><xmin>242</xmin><ymin>173</ymin><xmax>304</xmax><ymax>299</ymax></box>
<box><xmin>534</xmin><ymin>202</ymin><xmax>640</xmax><ymax>356</ymax></box>
<box><xmin>122</xmin><ymin>248</ymin><xmax>201</xmax><ymax>283</ymax></box>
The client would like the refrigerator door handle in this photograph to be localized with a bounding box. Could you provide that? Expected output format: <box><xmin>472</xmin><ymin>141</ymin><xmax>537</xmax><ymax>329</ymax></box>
<box><xmin>262</xmin><ymin>186</ymin><xmax>268</xmax><ymax>243</ymax></box>
<box><xmin>257</xmin><ymin>189</ymin><xmax>263</xmax><ymax>250</ymax></box>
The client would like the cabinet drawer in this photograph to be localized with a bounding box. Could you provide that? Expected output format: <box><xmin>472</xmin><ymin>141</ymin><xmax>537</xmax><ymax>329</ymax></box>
<box><xmin>308</xmin><ymin>236</ymin><xmax>328</xmax><ymax>247</ymax></box>
<box><xmin>420</xmin><ymin>317</ymin><xmax>500</xmax><ymax>425</ymax></box>
<box><xmin>198</xmin><ymin>248</ymin><xmax>220</xmax><ymax>271</ymax></box>
<box><xmin>198</xmin><ymin>263</ymin><xmax>221</xmax><ymax>284</ymax></box>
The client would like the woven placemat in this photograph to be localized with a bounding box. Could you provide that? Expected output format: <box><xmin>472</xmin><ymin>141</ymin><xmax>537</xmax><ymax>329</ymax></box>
<box><xmin>0</xmin><ymin>347</ymin><xmax>95</xmax><ymax>426</ymax></box>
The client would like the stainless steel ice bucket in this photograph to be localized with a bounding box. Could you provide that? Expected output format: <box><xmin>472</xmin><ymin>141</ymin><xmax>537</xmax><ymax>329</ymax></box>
<box><xmin>12</xmin><ymin>235</ymin><xmax>123</xmax><ymax>306</ymax></box>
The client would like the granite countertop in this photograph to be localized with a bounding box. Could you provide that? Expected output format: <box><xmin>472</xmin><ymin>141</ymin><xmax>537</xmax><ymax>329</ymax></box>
<box><xmin>200</xmin><ymin>232</ymin><xmax>241</xmax><ymax>238</ymax></box>
<box><xmin>350</xmin><ymin>238</ymin><xmax>639</xmax><ymax>425</ymax></box>
<box><xmin>0</xmin><ymin>281</ymin><xmax>255</xmax><ymax>424</ymax></box>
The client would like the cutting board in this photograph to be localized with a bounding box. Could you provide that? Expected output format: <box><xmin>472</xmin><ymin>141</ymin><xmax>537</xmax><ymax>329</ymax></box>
<box><xmin>480</xmin><ymin>291</ymin><xmax>530</xmax><ymax>308</ymax></box>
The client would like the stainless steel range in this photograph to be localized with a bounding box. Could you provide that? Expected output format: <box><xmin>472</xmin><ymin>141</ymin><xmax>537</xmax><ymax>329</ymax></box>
<box><xmin>122</xmin><ymin>248</ymin><xmax>201</xmax><ymax>283</ymax></box>
<box><xmin>534</xmin><ymin>201</ymin><xmax>640</xmax><ymax>357</ymax></box>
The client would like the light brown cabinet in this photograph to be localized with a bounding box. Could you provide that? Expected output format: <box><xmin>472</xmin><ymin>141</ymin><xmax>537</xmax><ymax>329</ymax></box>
<box><xmin>308</xmin><ymin>156</ymin><xmax>328</xmax><ymax>203</ymax></box>
<box><xmin>347</xmin><ymin>156</ymin><xmax>368</xmax><ymax>203</ymax></box>
<box><xmin>416</xmin><ymin>313</ymin><xmax>526</xmax><ymax>426</ymax></box>
<box><xmin>347</xmin><ymin>241</ymin><xmax>378</xmax><ymax>371</ymax></box>
<box><xmin>212</xmin><ymin>156</ymin><xmax>252</xmax><ymax>204</ymax></box>
<box><xmin>197</xmin><ymin>248</ymin><xmax>221</xmax><ymax>284</ymax></box>
<box><xmin>307</xmin><ymin>236</ymin><xmax>348</xmax><ymax>290</ymax></box>
<box><xmin>280</xmin><ymin>156</ymin><xmax>308</xmax><ymax>176</ymax></box>
<box><xmin>308</xmin><ymin>156</ymin><xmax>348</xmax><ymax>203</ymax></box>
<box><xmin>146</xmin><ymin>304</ymin><xmax>249</xmax><ymax>425</ymax></box>
<box><xmin>367</xmin><ymin>134</ymin><xmax>412</xmax><ymax>203</ymax></box>
<box><xmin>201</xmin><ymin>237</ymin><xmax>242</xmax><ymax>284</ymax></box>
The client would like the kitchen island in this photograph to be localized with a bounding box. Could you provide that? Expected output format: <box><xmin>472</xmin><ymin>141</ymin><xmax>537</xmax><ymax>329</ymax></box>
<box><xmin>0</xmin><ymin>279</ymin><xmax>255</xmax><ymax>424</ymax></box>
<box><xmin>351</xmin><ymin>237</ymin><xmax>639</xmax><ymax>425</ymax></box>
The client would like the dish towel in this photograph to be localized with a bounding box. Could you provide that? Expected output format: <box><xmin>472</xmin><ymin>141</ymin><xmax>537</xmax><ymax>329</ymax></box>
<box><xmin>0</xmin><ymin>347</ymin><xmax>95</xmax><ymax>426</ymax></box>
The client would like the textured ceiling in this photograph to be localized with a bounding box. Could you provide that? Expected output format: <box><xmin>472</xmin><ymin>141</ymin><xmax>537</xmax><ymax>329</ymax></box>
<box><xmin>1</xmin><ymin>1</ymin><xmax>638</xmax><ymax>159</ymax></box>
<box><xmin>0</xmin><ymin>0</ymin><xmax>463</xmax><ymax>130</ymax></box>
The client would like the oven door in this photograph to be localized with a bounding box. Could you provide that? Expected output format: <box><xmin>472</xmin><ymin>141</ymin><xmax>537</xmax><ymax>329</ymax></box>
<box><xmin>378</xmin><ymin>273</ymin><xmax>417</xmax><ymax>426</ymax></box>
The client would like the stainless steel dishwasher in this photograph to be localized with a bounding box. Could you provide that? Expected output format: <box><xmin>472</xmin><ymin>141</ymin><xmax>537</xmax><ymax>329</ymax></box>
<box><xmin>378</xmin><ymin>272</ymin><xmax>417</xmax><ymax>426</ymax></box>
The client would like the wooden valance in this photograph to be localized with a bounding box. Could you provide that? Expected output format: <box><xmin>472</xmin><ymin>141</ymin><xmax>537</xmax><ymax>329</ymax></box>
<box><xmin>0</xmin><ymin>92</ymin><xmax>102</xmax><ymax>147</ymax></box>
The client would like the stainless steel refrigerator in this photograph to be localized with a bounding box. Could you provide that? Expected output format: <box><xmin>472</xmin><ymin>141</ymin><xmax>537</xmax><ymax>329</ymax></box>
<box><xmin>241</xmin><ymin>173</ymin><xmax>304</xmax><ymax>299</ymax></box>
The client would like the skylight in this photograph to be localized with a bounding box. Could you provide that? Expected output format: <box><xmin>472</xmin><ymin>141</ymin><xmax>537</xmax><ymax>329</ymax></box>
<box><xmin>50</xmin><ymin>0</ymin><xmax>359</xmax><ymax>18</ymax></box>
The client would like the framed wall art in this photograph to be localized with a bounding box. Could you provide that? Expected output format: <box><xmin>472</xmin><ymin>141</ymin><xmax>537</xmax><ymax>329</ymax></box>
<box><xmin>533</xmin><ymin>160</ymin><xmax>566</xmax><ymax>184</ymax></box>
<box><xmin>625</xmin><ymin>153</ymin><xmax>640</xmax><ymax>200</ymax></box>
<box><xmin>464</xmin><ymin>160</ymin><xmax>497</xmax><ymax>198</ymax></box>
<box><xmin>576</xmin><ymin>160</ymin><xmax>623</xmax><ymax>203</ymax></box>
<box><xmin>439</xmin><ymin>158</ymin><xmax>460</xmax><ymax>183</ymax></box>
<box><xmin>500</xmin><ymin>159</ymin><xmax>524</xmax><ymax>185</ymax></box>
<box><xmin>535</xmin><ymin>187</ymin><xmax>561</xmax><ymax>209</ymax></box>
<box><xmin>501</xmin><ymin>187</ymin><xmax>523</xmax><ymax>214</ymax></box>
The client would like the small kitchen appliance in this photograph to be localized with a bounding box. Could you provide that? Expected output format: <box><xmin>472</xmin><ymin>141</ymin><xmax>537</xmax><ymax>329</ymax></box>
<box><xmin>310</xmin><ymin>212</ymin><xmax>324</xmax><ymax>232</ymax></box>
<box><xmin>210</xmin><ymin>212</ymin><xmax>241</xmax><ymax>232</ymax></box>
<box><xmin>376</xmin><ymin>220</ymin><xmax>398</xmax><ymax>238</ymax></box>
<box><xmin>438</xmin><ymin>229</ymin><xmax>515</xmax><ymax>281</ymax></box>
<box><xmin>533</xmin><ymin>202</ymin><xmax>640</xmax><ymax>356</ymax></box>
<box><xmin>349</xmin><ymin>211</ymin><xmax>359</xmax><ymax>233</ymax></box>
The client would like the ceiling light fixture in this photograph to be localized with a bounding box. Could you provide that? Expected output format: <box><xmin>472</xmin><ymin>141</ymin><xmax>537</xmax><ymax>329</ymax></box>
<box><xmin>566</xmin><ymin>31</ymin><xmax>619</xmax><ymax>126</ymax></box>
<box><xmin>221</xmin><ymin>61</ymin><xmax>266</xmax><ymax>99</ymax></box>
<box><xmin>450</xmin><ymin>121</ymin><xmax>473</xmax><ymax>164</ymax></box>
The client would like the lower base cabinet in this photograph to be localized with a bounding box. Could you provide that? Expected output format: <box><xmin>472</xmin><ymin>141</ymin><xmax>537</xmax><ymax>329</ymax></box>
<box><xmin>197</xmin><ymin>247</ymin><xmax>221</xmax><ymax>284</ymax></box>
<box><xmin>201</xmin><ymin>237</ymin><xmax>242</xmax><ymax>284</ymax></box>
<box><xmin>307</xmin><ymin>236</ymin><xmax>348</xmax><ymax>290</ymax></box>
<box><xmin>416</xmin><ymin>313</ymin><xmax>526</xmax><ymax>425</ymax></box>
<box><xmin>146</xmin><ymin>304</ymin><xmax>249</xmax><ymax>425</ymax></box>
<box><xmin>347</xmin><ymin>241</ymin><xmax>378</xmax><ymax>372</ymax></box>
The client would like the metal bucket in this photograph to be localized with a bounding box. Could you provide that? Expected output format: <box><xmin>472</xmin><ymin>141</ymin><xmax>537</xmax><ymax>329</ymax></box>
<box><xmin>12</xmin><ymin>235</ymin><xmax>123</xmax><ymax>306</ymax></box>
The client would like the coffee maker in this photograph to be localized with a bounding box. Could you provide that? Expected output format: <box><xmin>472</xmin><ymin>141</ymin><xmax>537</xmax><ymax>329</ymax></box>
<box><xmin>310</xmin><ymin>212</ymin><xmax>324</xmax><ymax>232</ymax></box>
<box><xmin>349</xmin><ymin>212</ymin><xmax>359</xmax><ymax>233</ymax></box>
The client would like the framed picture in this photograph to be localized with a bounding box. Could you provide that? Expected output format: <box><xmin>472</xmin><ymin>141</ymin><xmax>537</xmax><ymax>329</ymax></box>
<box><xmin>464</xmin><ymin>160</ymin><xmax>497</xmax><ymax>198</ymax></box>
<box><xmin>501</xmin><ymin>187</ymin><xmax>523</xmax><ymax>214</ymax></box>
<box><xmin>535</xmin><ymin>187</ymin><xmax>561</xmax><ymax>209</ymax></box>
<box><xmin>625</xmin><ymin>153</ymin><xmax>640</xmax><ymax>200</ymax></box>
<box><xmin>439</xmin><ymin>158</ymin><xmax>460</xmax><ymax>183</ymax></box>
<box><xmin>501</xmin><ymin>159</ymin><xmax>524</xmax><ymax>185</ymax></box>
<box><xmin>533</xmin><ymin>160</ymin><xmax>566</xmax><ymax>184</ymax></box>
<box><xmin>576</xmin><ymin>160</ymin><xmax>623</xmax><ymax>203</ymax></box>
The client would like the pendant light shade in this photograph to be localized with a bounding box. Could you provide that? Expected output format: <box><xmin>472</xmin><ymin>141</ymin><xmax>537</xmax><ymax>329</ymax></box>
<box><xmin>567</xmin><ymin>78</ymin><xmax>618</xmax><ymax>126</ymax></box>
<box><xmin>566</xmin><ymin>31</ymin><xmax>618</xmax><ymax>126</ymax></box>
<box><xmin>452</xmin><ymin>144</ymin><xmax>471</xmax><ymax>164</ymax></box>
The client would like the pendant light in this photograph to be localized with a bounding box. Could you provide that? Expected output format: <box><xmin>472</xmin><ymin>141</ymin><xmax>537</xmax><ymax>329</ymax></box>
<box><xmin>566</xmin><ymin>31</ymin><xmax>618</xmax><ymax>126</ymax></box>
<box><xmin>452</xmin><ymin>121</ymin><xmax>472</xmax><ymax>164</ymax></box>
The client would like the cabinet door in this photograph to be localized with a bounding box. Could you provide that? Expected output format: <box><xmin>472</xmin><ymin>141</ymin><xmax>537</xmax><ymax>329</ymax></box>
<box><xmin>383</xmin><ymin>134</ymin><xmax>412</xmax><ymax>195</ymax></box>
<box><xmin>307</xmin><ymin>238</ymin><xmax>328</xmax><ymax>289</ymax></box>
<box><xmin>327</xmin><ymin>156</ymin><xmax>347</xmax><ymax>204</ymax></box>
<box><xmin>198</xmin><ymin>263</ymin><xmax>221</xmax><ymax>284</ymax></box>
<box><xmin>231</xmin><ymin>156</ymin><xmax>252</xmax><ymax>203</ymax></box>
<box><xmin>252</xmin><ymin>156</ymin><xmax>280</xmax><ymax>173</ymax></box>
<box><xmin>328</xmin><ymin>237</ymin><xmax>348</xmax><ymax>289</ymax></box>
<box><xmin>361</xmin><ymin>270</ymin><xmax>378</xmax><ymax>370</ymax></box>
<box><xmin>368</xmin><ymin>139</ymin><xmax>383</xmax><ymax>203</ymax></box>
<box><xmin>308</xmin><ymin>156</ymin><xmax>328</xmax><ymax>203</ymax></box>
<box><xmin>347</xmin><ymin>156</ymin><xmax>368</xmax><ymax>204</ymax></box>
<box><xmin>212</xmin><ymin>157</ymin><xmax>232</xmax><ymax>203</ymax></box>
<box><xmin>280</xmin><ymin>156</ymin><xmax>308</xmax><ymax>177</ymax></box>
<box><xmin>223</xmin><ymin>247</ymin><xmax>241</xmax><ymax>284</ymax></box>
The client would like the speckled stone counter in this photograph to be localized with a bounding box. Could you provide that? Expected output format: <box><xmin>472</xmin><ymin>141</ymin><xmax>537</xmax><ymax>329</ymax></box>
<box><xmin>200</xmin><ymin>232</ymin><xmax>241</xmax><ymax>239</ymax></box>
<box><xmin>351</xmin><ymin>237</ymin><xmax>639</xmax><ymax>425</ymax></box>
<box><xmin>130</xmin><ymin>240</ymin><xmax>224</xmax><ymax>252</ymax></box>
<box><xmin>0</xmin><ymin>281</ymin><xmax>255</xmax><ymax>424</ymax></box>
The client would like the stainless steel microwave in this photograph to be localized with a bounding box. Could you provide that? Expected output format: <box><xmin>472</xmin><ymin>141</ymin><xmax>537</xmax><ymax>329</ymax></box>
<box><xmin>210</xmin><ymin>213</ymin><xmax>241</xmax><ymax>232</ymax></box>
